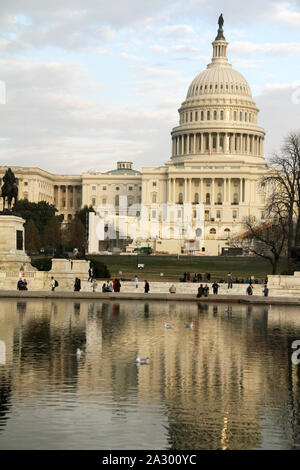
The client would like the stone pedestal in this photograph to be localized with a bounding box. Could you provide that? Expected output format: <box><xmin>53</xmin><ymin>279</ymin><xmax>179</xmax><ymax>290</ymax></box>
<box><xmin>0</xmin><ymin>215</ymin><xmax>34</xmax><ymax>272</ymax></box>
<box><xmin>49</xmin><ymin>259</ymin><xmax>74</xmax><ymax>290</ymax></box>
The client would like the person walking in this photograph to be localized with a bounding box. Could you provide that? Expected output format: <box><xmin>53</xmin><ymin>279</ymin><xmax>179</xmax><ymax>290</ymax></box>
<box><xmin>144</xmin><ymin>280</ymin><xmax>150</xmax><ymax>293</ymax></box>
<box><xmin>74</xmin><ymin>277</ymin><xmax>81</xmax><ymax>292</ymax></box>
<box><xmin>135</xmin><ymin>275</ymin><xmax>139</xmax><ymax>289</ymax></box>
<box><xmin>203</xmin><ymin>284</ymin><xmax>209</xmax><ymax>297</ymax></box>
<box><xmin>247</xmin><ymin>284</ymin><xmax>253</xmax><ymax>295</ymax></box>
<box><xmin>197</xmin><ymin>284</ymin><xmax>204</xmax><ymax>298</ymax></box>
<box><xmin>263</xmin><ymin>285</ymin><xmax>269</xmax><ymax>297</ymax></box>
<box><xmin>50</xmin><ymin>277</ymin><xmax>57</xmax><ymax>292</ymax></box>
<box><xmin>227</xmin><ymin>272</ymin><xmax>233</xmax><ymax>289</ymax></box>
<box><xmin>212</xmin><ymin>281</ymin><xmax>220</xmax><ymax>295</ymax></box>
<box><xmin>88</xmin><ymin>267</ymin><xmax>94</xmax><ymax>282</ymax></box>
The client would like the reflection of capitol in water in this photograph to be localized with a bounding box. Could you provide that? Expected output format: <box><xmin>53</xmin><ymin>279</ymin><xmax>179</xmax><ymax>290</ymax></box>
<box><xmin>0</xmin><ymin>299</ymin><xmax>300</xmax><ymax>450</ymax></box>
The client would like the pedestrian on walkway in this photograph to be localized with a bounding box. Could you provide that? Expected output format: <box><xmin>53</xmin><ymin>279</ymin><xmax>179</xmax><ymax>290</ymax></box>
<box><xmin>144</xmin><ymin>280</ymin><xmax>150</xmax><ymax>293</ymax></box>
<box><xmin>197</xmin><ymin>284</ymin><xmax>204</xmax><ymax>298</ymax></box>
<box><xmin>135</xmin><ymin>275</ymin><xmax>139</xmax><ymax>289</ymax></box>
<box><xmin>50</xmin><ymin>277</ymin><xmax>57</xmax><ymax>292</ymax></box>
<box><xmin>227</xmin><ymin>272</ymin><xmax>233</xmax><ymax>289</ymax></box>
<box><xmin>263</xmin><ymin>285</ymin><xmax>269</xmax><ymax>297</ymax></box>
<box><xmin>212</xmin><ymin>281</ymin><xmax>220</xmax><ymax>295</ymax></box>
<box><xmin>74</xmin><ymin>277</ymin><xmax>81</xmax><ymax>292</ymax></box>
<box><xmin>247</xmin><ymin>285</ymin><xmax>253</xmax><ymax>295</ymax></box>
<box><xmin>204</xmin><ymin>284</ymin><xmax>209</xmax><ymax>297</ymax></box>
<box><xmin>92</xmin><ymin>279</ymin><xmax>98</xmax><ymax>292</ymax></box>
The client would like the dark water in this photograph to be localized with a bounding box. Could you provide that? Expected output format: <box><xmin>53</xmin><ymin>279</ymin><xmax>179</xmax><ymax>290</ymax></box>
<box><xmin>0</xmin><ymin>299</ymin><xmax>300</xmax><ymax>450</ymax></box>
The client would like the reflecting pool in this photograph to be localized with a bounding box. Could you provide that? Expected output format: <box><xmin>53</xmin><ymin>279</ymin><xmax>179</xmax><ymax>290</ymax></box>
<box><xmin>0</xmin><ymin>299</ymin><xmax>300</xmax><ymax>450</ymax></box>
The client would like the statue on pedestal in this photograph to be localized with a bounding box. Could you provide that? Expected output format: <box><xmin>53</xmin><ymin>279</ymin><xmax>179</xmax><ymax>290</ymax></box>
<box><xmin>1</xmin><ymin>168</ymin><xmax>18</xmax><ymax>212</ymax></box>
<box><xmin>215</xmin><ymin>13</ymin><xmax>226</xmax><ymax>41</ymax></box>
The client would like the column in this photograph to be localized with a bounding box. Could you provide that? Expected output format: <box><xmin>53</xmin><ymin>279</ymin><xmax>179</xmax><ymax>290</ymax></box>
<box><xmin>216</xmin><ymin>133</ymin><xmax>220</xmax><ymax>153</ymax></box>
<box><xmin>184</xmin><ymin>179</ymin><xmax>188</xmax><ymax>202</ymax></box>
<box><xmin>168</xmin><ymin>179</ymin><xmax>172</xmax><ymax>203</ymax></box>
<box><xmin>200</xmin><ymin>133</ymin><xmax>203</xmax><ymax>153</ymax></box>
<box><xmin>247</xmin><ymin>135</ymin><xmax>250</xmax><ymax>155</ymax></box>
<box><xmin>200</xmin><ymin>179</ymin><xmax>204</xmax><ymax>203</ymax></box>
<box><xmin>173</xmin><ymin>179</ymin><xmax>176</xmax><ymax>203</ymax></box>
<box><xmin>212</xmin><ymin>179</ymin><xmax>215</xmax><ymax>205</ymax></box>
<box><xmin>194</xmin><ymin>133</ymin><xmax>196</xmax><ymax>154</ymax></box>
<box><xmin>208</xmin><ymin>133</ymin><xmax>212</xmax><ymax>154</ymax></box>
<box><xmin>189</xmin><ymin>179</ymin><xmax>192</xmax><ymax>202</ymax></box>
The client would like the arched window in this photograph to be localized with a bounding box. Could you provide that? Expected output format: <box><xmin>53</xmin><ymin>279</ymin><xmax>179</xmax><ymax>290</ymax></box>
<box><xmin>207</xmin><ymin>110</ymin><xmax>210</xmax><ymax>120</ymax></box>
<box><xmin>214</xmin><ymin>110</ymin><xmax>217</xmax><ymax>120</ymax></box>
<box><xmin>210</xmin><ymin>228</ymin><xmax>216</xmax><ymax>234</ymax></box>
<box><xmin>220</xmin><ymin>110</ymin><xmax>224</xmax><ymax>120</ymax></box>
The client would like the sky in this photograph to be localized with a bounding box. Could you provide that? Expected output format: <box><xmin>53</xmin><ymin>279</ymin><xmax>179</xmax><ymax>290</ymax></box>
<box><xmin>0</xmin><ymin>0</ymin><xmax>300</xmax><ymax>174</ymax></box>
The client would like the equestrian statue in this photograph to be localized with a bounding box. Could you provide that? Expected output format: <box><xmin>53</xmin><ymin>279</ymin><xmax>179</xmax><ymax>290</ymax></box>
<box><xmin>1</xmin><ymin>168</ymin><xmax>19</xmax><ymax>211</ymax></box>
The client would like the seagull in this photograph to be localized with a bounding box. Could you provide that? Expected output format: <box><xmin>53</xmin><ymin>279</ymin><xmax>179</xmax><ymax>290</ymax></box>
<box><xmin>164</xmin><ymin>323</ymin><xmax>173</xmax><ymax>329</ymax></box>
<box><xmin>185</xmin><ymin>322</ymin><xmax>193</xmax><ymax>329</ymax></box>
<box><xmin>136</xmin><ymin>356</ymin><xmax>149</xmax><ymax>365</ymax></box>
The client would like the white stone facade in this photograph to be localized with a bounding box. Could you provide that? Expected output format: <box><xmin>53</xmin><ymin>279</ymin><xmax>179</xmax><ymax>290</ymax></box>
<box><xmin>0</xmin><ymin>24</ymin><xmax>269</xmax><ymax>256</ymax></box>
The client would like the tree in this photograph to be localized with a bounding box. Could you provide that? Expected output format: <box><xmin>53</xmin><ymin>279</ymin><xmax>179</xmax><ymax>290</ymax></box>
<box><xmin>262</xmin><ymin>132</ymin><xmax>300</xmax><ymax>271</ymax></box>
<box><xmin>233</xmin><ymin>216</ymin><xmax>287</xmax><ymax>275</ymax></box>
<box><xmin>42</xmin><ymin>216</ymin><xmax>62</xmax><ymax>253</ymax></box>
<box><xmin>75</xmin><ymin>205</ymin><xmax>95</xmax><ymax>233</ymax></box>
<box><xmin>62</xmin><ymin>217</ymin><xmax>86</xmax><ymax>250</ymax></box>
<box><xmin>25</xmin><ymin>219</ymin><xmax>41</xmax><ymax>254</ymax></box>
<box><xmin>14</xmin><ymin>200</ymin><xmax>58</xmax><ymax>237</ymax></box>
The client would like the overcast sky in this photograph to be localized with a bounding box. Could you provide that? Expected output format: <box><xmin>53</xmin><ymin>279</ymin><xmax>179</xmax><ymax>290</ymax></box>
<box><xmin>0</xmin><ymin>0</ymin><xmax>300</xmax><ymax>174</ymax></box>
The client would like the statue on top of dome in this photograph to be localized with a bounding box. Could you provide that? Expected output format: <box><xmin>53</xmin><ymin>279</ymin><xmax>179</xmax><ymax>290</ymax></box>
<box><xmin>216</xmin><ymin>13</ymin><xmax>226</xmax><ymax>41</ymax></box>
<box><xmin>218</xmin><ymin>14</ymin><xmax>224</xmax><ymax>29</ymax></box>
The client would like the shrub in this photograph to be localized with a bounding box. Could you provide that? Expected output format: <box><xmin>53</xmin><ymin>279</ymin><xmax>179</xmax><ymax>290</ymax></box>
<box><xmin>88</xmin><ymin>258</ymin><xmax>110</xmax><ymax>279</ymax></box>
<box><xmin>31</xmin><ymin>257</ymin><xmax>52</xmax><ymax>271</ymax></box>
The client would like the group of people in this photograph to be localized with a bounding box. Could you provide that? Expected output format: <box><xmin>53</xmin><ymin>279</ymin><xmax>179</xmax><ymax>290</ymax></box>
<box><xmin>17</xmin><ymin>278</ymin><xmax>28</xmax><ymax>290</ymax></box>
<box><xmin>182</xmin><ymin>272</ymin><xmax>211</xmax><ymax>282</ymax></box>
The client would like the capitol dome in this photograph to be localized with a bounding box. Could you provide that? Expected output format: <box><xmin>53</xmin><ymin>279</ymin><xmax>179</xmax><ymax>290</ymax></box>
<box><xmin>170</xmin><ymin>15</ymin><xmax>266</xmax><ymax>164</ymax></box>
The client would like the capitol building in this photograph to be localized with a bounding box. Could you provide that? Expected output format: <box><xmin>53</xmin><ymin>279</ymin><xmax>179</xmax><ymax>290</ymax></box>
<box><xmin>0</xmin><ymin>18</ymin><xmax>269</xmax><ymax>256</ymax></box>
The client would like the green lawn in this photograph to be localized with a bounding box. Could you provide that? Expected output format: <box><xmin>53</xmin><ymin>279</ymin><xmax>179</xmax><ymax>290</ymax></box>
<box><xmin>89</xmin><ymin>255</ymin><xmax>288</xmax><ymax>282</ymax></box>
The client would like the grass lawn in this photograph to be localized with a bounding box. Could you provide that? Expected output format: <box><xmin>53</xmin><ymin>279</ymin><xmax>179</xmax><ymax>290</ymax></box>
<box><xmin>89</xmin><ymin>255</ymin><xmax>288</xmax><ymax>282</ymax></box>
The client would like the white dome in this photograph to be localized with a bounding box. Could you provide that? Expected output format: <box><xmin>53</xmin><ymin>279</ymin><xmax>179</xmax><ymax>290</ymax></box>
<box><xmin>187</xmin><ymin>65</ymin><xmax>252</xmax><ymax>100</ymax></box>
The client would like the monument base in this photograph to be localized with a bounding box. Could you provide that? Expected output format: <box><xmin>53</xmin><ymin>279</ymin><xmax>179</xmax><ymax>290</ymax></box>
<box><xmin>0</xmin><ymin>215</ymin><xmax>35</xmax><ymax>273</ymax></box>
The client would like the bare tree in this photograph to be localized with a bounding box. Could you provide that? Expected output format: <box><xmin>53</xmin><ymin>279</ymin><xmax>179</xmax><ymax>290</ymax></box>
<box><xmin>262</xmin><ymin>131</ymin><xmax>300</xmax><ymax>271</ymax></box>
<box><xmin>231</xmin><ymin>216</ymin><xmax>287</xmax><ymax>275</ymax></box>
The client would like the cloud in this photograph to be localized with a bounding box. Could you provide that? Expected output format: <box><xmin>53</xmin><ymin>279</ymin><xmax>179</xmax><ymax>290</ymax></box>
<box><xmin>230</xmin><ymin>41</ymin><xmax>300</xmax><ymax>57</ymax></box>
<box><xmin>131</xmin><ymin>65</ymin><xmax>180</xmax><ymax>77</ymax></box>
<box><xmin>150</xmin><ymin>45</ymin><xmax>169</xmax><ymax>55</ymax></box>
<box><xmin>161</xmin><ymin>24</ymin><xmax>195</xmax><ymax>37</ymax></box>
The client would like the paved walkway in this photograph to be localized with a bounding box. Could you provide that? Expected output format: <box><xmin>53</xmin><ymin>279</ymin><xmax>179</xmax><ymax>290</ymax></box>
<box><xmin>0</xmin><ymin>290</ymin><xmax>299</xmax><ymax>305</ymax></box>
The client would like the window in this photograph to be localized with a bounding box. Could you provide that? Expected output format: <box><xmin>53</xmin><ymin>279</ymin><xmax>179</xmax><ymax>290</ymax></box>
<box><xmin>153</xmin><ymin>182</ymin><xmax>157</xmax><ymax>187</ymax></box>
<box><xmin>233</xmin><ymin>210</ymin><xmax>237</xmax><ymax>219</ymax></box>
<box><xmin>233</xmin><ymin>193</ymin><xmax>239</xmax><ymax>203</ymax></box>
<box><xmin>178</xmin><ymin>193</ymin><xmax>183</xmax><ymax>204</ymax></box>
<box><xmin>216</xmin><ymin>210</ymin><xmax>221</xmax><ymax>219</ymax></box>
<box><xmin>102</xmin><ymin>198</ymin><xmax>107</xmax><ymax>205</ymax></box>
<box><xmin>92</xmin><ymin>198</ymin><xmax>96</xmax><ymax>206</ymax></box>
<box><xmin>103</xmin><ymin>186</ymin><xmax>107</xmax><ymax>191</ymax></box>
<box><xmin>220</xmin><ymin>110</ymin><xmax>224</xmax><ymax>120</ymax></box>
<box><xmin>214</xmin><ymin>110</ymin><xmax>217</xmax><ymax>120</ymax></box>
<box><xmin>234</xmin><ymin>111</ymin><xmax>237</xmax><ymax>121</ymax></box>
<box><xmin>152</xmin><ymin>193</ymin><xmax>157</xmax><ymax>203</ymax></box>
<box><xmin>201</xmin><ymin>111</ymin><xmax>204</xmax><ymax>121</ymax></box>
<box><xmin>194</xmin><ymin>193</ymin><xmax>199</xmax><ymax>204</ymax></box>
<box><xmin>210</xmin><ymin>228</ymin><xmax>216</xmax><ymax>234</ymax></box>
<box><xmin>195</xmin><ymin>112</ymin><xmax>198</xmax><ymax>121</ymax></box>
<box><xmin>115</xmin><ymin>195</ymin><xmax>119</xmax><ymax>206</ymax></box>
<box><xmin>129</xmin><ymin>186</ymin><xmax>133</xmax><ymax>191</ymax></box>
<box><xmin>92</xmin><ymin>186</ymin><xmax>96</xmax><ymax>191</ymax></box>
<box><xmin>261</xmin><ymin>211</ymin><xmax>265</xmax><ymax>220</ymax></box>
<box><xmin>206</xmin><ymin>193</ymin><xmax>211</xmax><ymax>205</ymax></box>
<box><xmin>207</xmin><ymin>111</ymin><xmax>210</xmax><ymax>120</ymax></box>
<box><xmin>116</xmin><ymin>186</ymin><xmax>120</xmax><ymax>191</ymax></box>
<box><xmin>152</xmin><ymin>210</ymin><xmax>156</xmax><ymax>219</ymax></box>
<box><xmin>190</xmin><ymin>112</ymin><xmax>193</xmax><ymax>121</ymax></box>
<box><xmin>24</xmin><ymin>182</ymin><xmax>28</xmax><ymax>186</ymax></box>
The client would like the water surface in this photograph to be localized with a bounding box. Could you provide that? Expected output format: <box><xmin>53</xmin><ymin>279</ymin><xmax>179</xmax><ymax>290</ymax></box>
<box><xmin>0</xmin><ymin>299</ymin><xmax>300</xmax><ymax>450</ymax></box>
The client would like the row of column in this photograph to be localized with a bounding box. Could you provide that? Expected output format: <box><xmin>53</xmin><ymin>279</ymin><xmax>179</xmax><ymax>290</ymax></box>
<box><xmin>167</xmin><ymin>178</ymin><xmax>247</xmax><ymax>205</ymax></box>
<box><xmin>54</xmin><ymin>185</ymin><xmax>82</xmax><ymax>210</ymax></box>
<box><xmin>172</xmin><ymin>133</ymin><xmax>264</xmax><ymax>157</ymax></box>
